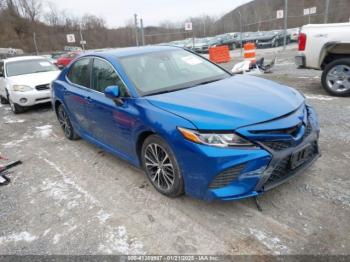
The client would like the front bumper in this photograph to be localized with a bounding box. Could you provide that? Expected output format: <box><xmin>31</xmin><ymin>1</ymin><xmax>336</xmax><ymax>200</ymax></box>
<box><xmin>9</xmin><ymin>89</ymin><xmax>51</xmax><ymax>107</ymax></box>
<box><xmin>295</xmin><ymin>55</ymin><xmax>306</xmax><ymax>68</ymax></box>
<box><xmin>175</xmin><ymin>105</ymin><xmax>320</xmax><ymax>201</ymax></box>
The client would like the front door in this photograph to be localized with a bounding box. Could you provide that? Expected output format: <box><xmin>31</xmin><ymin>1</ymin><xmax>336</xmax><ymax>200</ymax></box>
<box><xmin>85</xmin><ymin>58</ymin><xmax>136</xmax><ymax>158</ymax></box>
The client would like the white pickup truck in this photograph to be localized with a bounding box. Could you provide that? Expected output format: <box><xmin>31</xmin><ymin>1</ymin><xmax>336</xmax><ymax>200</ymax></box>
<box><xmin>295</xmin><ymin>23</ymin><xmax>350</xmax><ymax>96</ymax></box>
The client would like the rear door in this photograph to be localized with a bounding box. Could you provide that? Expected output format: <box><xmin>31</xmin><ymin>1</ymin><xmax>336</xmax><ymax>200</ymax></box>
<box><xmin>64</xmin><ymin>57</ymin><xmax>92</xmax><ymax>133</ymax></box>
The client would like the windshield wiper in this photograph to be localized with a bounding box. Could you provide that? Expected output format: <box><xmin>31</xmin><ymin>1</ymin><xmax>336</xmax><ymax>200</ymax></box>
<box><xmin>190</xmin><ymin>78</ymin><xmax>227</xmax><ymax>87</ymax></box>
<box><xmin>145</xmin><ymin>78</ymin><xmax>226</xmax><ymax>96</ymax></box>
<box><xmin>34</xmin><ymin>70</ymin><xmax>50</xmax><ymax>73</ymax></box>
<box><xmin>146</xmin><ymin>89</ymin><xmax>177</xmax><ymax>96</ymax></box>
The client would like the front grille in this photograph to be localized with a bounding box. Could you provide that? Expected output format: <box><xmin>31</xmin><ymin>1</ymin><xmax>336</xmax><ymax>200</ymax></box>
<box><xmin>209</xmin><ymin>164</ymin><xmax>245</xmax><ymax>189</ymax></box>
<box><xmin>262</xmin><ymin>141</ymin><xmax>293</xmax><ymax>151</ymax></box>
<box><xmin>258</xmin><ymin>114</ymin><xmax>313</xmax><ymax>151</ymax></box>
<box><xmin>250</xmin><ymin>124</ymin><xmax>302</xmax><ymax>136</ymax></box>
<box><xmin>264</xmin><ymin>142</ymin><xmax>318</xmax><ymax>189</ymax></box>
<box><xmin>36</xmin><ymin>84</ymin><xmax>50</xmax><ymax>91</ymax></box>
<box><xmin>35</xmin><ymin>97</ymin><xmax>50</xmax><ymax>101</ymax></box>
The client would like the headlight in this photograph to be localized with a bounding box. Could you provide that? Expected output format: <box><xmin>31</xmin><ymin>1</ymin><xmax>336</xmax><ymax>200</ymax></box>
<box><xmin>178</xmin><ymin>127</ymin><xmax>255</xmax><ymax>148</ymax></box>
<box><xmin>12</xmin><ymin>85</ymin><xmax>33</xmax><ymax>92</ymax></box>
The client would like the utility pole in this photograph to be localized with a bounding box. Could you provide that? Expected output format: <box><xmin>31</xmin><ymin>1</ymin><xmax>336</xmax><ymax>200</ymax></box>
<box><xmin>238</xmin><ymin>10</ymin><xmax>243</xmax><ymax>57</ymax></box>
<box><xmin>140</xmin><ymin>18</ymin><xmax>145</xmax><ymax>46</ymax></box>
<box><xmin>33</xmin><ymin>32</ymin><xmax>39</xmax><ymax>55</ymax></box>
<box><xmin>324</xmin><ymin>0</ymin><xmax>330</xmax><ymax>23</ymax></box>
<box><xmin>134</xmin><ymin>14</ymin><xmax>139</xmax><ymax>46</ymax></box>
<box><xmin>283</xmin><ymin>0</ymin><xmax>288</xmax><ymax>51</ymax></box>
<box><xmin>79</xmin><ymin>24</ymin><xmax>85</xmax><ymax>51</ymax></box>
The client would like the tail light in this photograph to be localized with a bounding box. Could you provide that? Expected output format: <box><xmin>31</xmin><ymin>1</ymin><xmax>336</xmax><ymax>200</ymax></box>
<box><xmin>299</xmin><ymin>33</ymin><xmax>307</xmax><ymax>51</ymax></box>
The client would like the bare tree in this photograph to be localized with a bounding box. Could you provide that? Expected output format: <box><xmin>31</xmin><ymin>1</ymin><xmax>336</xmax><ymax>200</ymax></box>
<box><xmin>18</xmin><ymin>0</ymin><xmax>41</xmax><ymax>22</ymax></box>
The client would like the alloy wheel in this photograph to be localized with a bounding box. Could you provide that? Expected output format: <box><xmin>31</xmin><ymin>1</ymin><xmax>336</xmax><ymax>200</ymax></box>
<box><xmin>326</xmin><ymin>65</ymin><xmax>350</xmax><ymax>93</ymax></box>
<box><xmin>144</xmin><ymin>143</ymin><xmax>175</xmax><ymax>191</ymax></box>
<box><xmin>57</xmin><ymin>106</ymin><xmax>72</xmax><ymax>138</ymax></box>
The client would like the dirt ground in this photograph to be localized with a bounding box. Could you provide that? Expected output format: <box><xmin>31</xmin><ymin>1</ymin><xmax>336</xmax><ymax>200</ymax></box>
<box><xmin>0</xmin><ymin>44</ymin><xmax>349</xmax><ymax>256</ymax></box>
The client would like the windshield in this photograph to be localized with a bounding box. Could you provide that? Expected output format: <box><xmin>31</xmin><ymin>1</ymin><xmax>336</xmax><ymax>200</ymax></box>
<box><xmin>119</xmin><ymin>49</ymin><xmax>230</xmax><ymax>96</ymax></box>
<box><xmin>6</xmin><ymin>59</ymin><xmax>58</xmax><ymax>77</ymax></box>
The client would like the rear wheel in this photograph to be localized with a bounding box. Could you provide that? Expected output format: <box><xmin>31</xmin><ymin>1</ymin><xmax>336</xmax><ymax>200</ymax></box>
<box><xmin>57</xmin><ymin>104</ymin><xmax>80</xmax><ymax>140</ymax></box>
<box><xmin>141</xmin><ymin>135</ymin><xmax>184</xmax><ymax>197</ymax></box>
<box><xmin>321</xmin><ymin>58</ymin><xmax>350</xmax><ymax>97</ymax></box>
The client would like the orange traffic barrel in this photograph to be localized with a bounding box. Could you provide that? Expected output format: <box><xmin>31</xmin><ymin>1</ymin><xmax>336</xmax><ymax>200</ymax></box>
<box><xmin>244</xmin><ymin>42</ymin><xmax>256</xmax><ymax>63</ymax></box>
<box><xmin>209</xmin><ymin>46</ymin><xmax>231</xmax><ymax>64</ymax></box>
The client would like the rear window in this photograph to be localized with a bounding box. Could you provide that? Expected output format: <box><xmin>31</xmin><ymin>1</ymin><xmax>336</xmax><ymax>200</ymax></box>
<box><xmin>67</xmin><ymin>58</ymin><xmax>91</xmax><ymax>88</ymax></box>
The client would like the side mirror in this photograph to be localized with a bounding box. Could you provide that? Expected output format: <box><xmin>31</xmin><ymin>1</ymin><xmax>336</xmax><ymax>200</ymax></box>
<box><xmin>104</xmin><ymin>85</ymin><xmax>120</xmax><ymax>99</ymax></box>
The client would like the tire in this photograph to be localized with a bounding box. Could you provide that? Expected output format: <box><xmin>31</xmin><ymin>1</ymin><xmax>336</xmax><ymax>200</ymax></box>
<box><xmin>56</xmin><ymin>104</ymin><xmax>80</xmax><ymax>140</ymax></box>
<box><xmin>141</xmin><ymin>134</ymin><xmax>184</xmax><ymax>197</ymax></box>
<box><xmin>8</xmin><ymin>96</ymin><xmax>24</xmax><ymax>114</ymax></box>
<box><xmin>231</xmin><ymin>43</ymin><xmax>236</xmax><ymax>50</ymax></box>
<box><xmin>0</xmin><ymin>95</ymin><xmax>8</xmax><ymax>104</ymax></box>
<box><xmin>321</xmin><ymin>58</ymin><xmax>350</xmax><ymax>97</ymax></box>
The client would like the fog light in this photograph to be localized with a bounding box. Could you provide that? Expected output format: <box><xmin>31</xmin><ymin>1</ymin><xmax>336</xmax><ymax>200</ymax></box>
<box><xmin>19</xmin><ymin>98</ymin><xmax>27</xmax><ymax>103</ymax></box>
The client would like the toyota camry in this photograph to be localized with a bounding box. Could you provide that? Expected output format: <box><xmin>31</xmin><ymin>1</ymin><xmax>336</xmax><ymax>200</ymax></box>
<box><xmin>52</xmin><ymin>46</ymin><xmax>320</xmax><ymax>201</ymax></box>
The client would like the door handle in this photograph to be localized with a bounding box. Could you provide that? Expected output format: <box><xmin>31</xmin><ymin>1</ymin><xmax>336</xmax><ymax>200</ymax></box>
<box><xmin>85</xmin><ymin>96</ymin><xmax>92</xmax><ymax>102</ymax></box>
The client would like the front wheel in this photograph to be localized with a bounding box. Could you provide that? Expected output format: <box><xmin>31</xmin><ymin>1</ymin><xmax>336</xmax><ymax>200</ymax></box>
<box><xmin>9</xmin><ymin>97</ymin><xmax>24</xmax><ymax>114</ymax></box>
<box><xmin>321</xmin><ymin>58</ymin><xmax>350</xmax><ymax>97</ymax></box>
<box><xmin>0</xmin><ymin>95</ymin><xmax>8</xmax><ymax>104</ymax></box>
<box><xmin>141</xmin><ymin>135</ymin><xmax>184</xmax><ymax>197</ymax></box>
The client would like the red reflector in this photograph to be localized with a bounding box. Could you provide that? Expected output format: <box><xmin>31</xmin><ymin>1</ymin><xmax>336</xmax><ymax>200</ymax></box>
<box><xmin>299</xmin><ymin>33</ymin><xmax>307</xmax><ymax>51</ymax></box>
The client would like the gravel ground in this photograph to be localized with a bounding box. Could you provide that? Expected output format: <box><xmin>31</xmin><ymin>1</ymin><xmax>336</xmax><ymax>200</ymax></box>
<box><xmin>0</xmin><ymin>44</ymin><xmax>349</xmax><ymax>256</ymax></box>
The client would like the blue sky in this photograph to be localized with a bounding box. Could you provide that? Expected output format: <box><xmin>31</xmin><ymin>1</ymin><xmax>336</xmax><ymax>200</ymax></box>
<box><xmin>51</xmin><ymin>0</ymin><xmax>252</xmax><ymax>27</ymax></box>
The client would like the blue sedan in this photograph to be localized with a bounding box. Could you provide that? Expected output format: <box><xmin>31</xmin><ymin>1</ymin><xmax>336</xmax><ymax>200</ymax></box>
<box><xmin>52</xmin><ymin>46</ymin><xmax>320</xmax><ymax>201</ymax></box>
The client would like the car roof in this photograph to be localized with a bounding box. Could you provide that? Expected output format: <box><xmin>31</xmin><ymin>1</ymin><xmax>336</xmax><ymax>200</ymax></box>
<box><xmin>85</xmin><ymin>45</ymin><xmax>182</xmax><ymax>59</ymax></box>
<box><xmin>3</xmin><ymin>56</ymin><xmax>46</xmax><ymax>63</ymax></box>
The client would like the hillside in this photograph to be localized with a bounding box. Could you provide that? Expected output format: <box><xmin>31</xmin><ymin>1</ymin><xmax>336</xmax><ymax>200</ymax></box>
<box><xmin>218</xmin><ymin>0</ymin><xmax>350</xmax><ymax>32</ymax></box>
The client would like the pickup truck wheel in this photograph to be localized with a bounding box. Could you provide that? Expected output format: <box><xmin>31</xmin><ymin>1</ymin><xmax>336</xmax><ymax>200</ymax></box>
<box><xmin>322</xmin><ymin>59</ymin><xmax>350</xmax><ymax>97</ymax></box>
<box><xmin>231</xmin><ymin>43</ymin><xmax>236</xmax><ymax>50</ymax></box>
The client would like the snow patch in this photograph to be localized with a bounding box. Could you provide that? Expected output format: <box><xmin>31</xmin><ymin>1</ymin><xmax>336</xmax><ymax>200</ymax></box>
<box><xmin>2</xmin><ymin>134</ymin><xmax>32</xmax><ymax>148</ymax></box>
<box><xmin>97</xmin><ymin>210</ymin><xmax>112</xmax><ymax>224</ymax></box>
<box><xmin>38</xmin><ymin>154</ymin><xmax>145</xmax><ymax>255</ymax></box>
<box><xmin>35</xmin><ymin>125</ymin><xmax>53</xmax><ymax>138</ymax></box>
<box><xmin>297</xmin><ymin>76</ymin><xmax>320</xmax><ymax>79</ymax></box>
<box><xmin>98</xmin><ymin>226</ymin><xmax>144</xmax><ymax>255</ymax></box>
<box><xmin>0</xmin><ymin>232</ymin><xmax>38</xmax><ymax>245</ymax></box>
<box><xmin>305</xmin><ymin>95</ymin><xmax>336</xmax><ymax>101</ymax></box>
<box><xmin>3</xmin><ymin>116</ymin><xmax>25</xmax><ymax>124</ymax></box>
<box><xmin>249</xmin><ymin>228</ymin><xmax>288</xmax><ymax>255</ymax></box>
<box><xmin>43</xmin><ymin>229</ymin><xmax>51</xmax><ymax>237</ymax></box>
<box><xmin>53</xmin><ymin>234</ymin><xmax>61</xmax><ymax>244</ymax></box>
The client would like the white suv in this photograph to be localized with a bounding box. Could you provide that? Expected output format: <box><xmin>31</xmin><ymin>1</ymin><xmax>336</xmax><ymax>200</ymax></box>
<box><xmin>0</xmin><ymin>56</ymin><xmax>60</xmax><ymax>113</ymax></box>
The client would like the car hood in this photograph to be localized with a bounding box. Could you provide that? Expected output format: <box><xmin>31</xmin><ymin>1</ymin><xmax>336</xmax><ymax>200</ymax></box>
<box><xmin>256</xmin><ymin>35</ymin><xmax>275</xmax><ymax>41</ymax></box>
<box><xmin>8</xmin><ymin>71</ymin><xmax>60</xmax><ymax>87</ymax></box>
<box><xmin>146</xmin><ymin>75</ymin><xmax>304</xmax><ymax>130</ymax></box>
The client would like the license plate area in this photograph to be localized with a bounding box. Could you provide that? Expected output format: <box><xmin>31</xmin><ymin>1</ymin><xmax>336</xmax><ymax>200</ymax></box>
<box><xmin>290</xmin><ymin>144</ymin><xmax>314</xmax><ymax>170</ymax></box>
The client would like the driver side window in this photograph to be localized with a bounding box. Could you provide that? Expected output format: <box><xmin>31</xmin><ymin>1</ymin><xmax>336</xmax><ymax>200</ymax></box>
<box><xmin>91</xmin><ymin>58</ymin><xmax>128</xmax><ymax>96</ymax></box>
